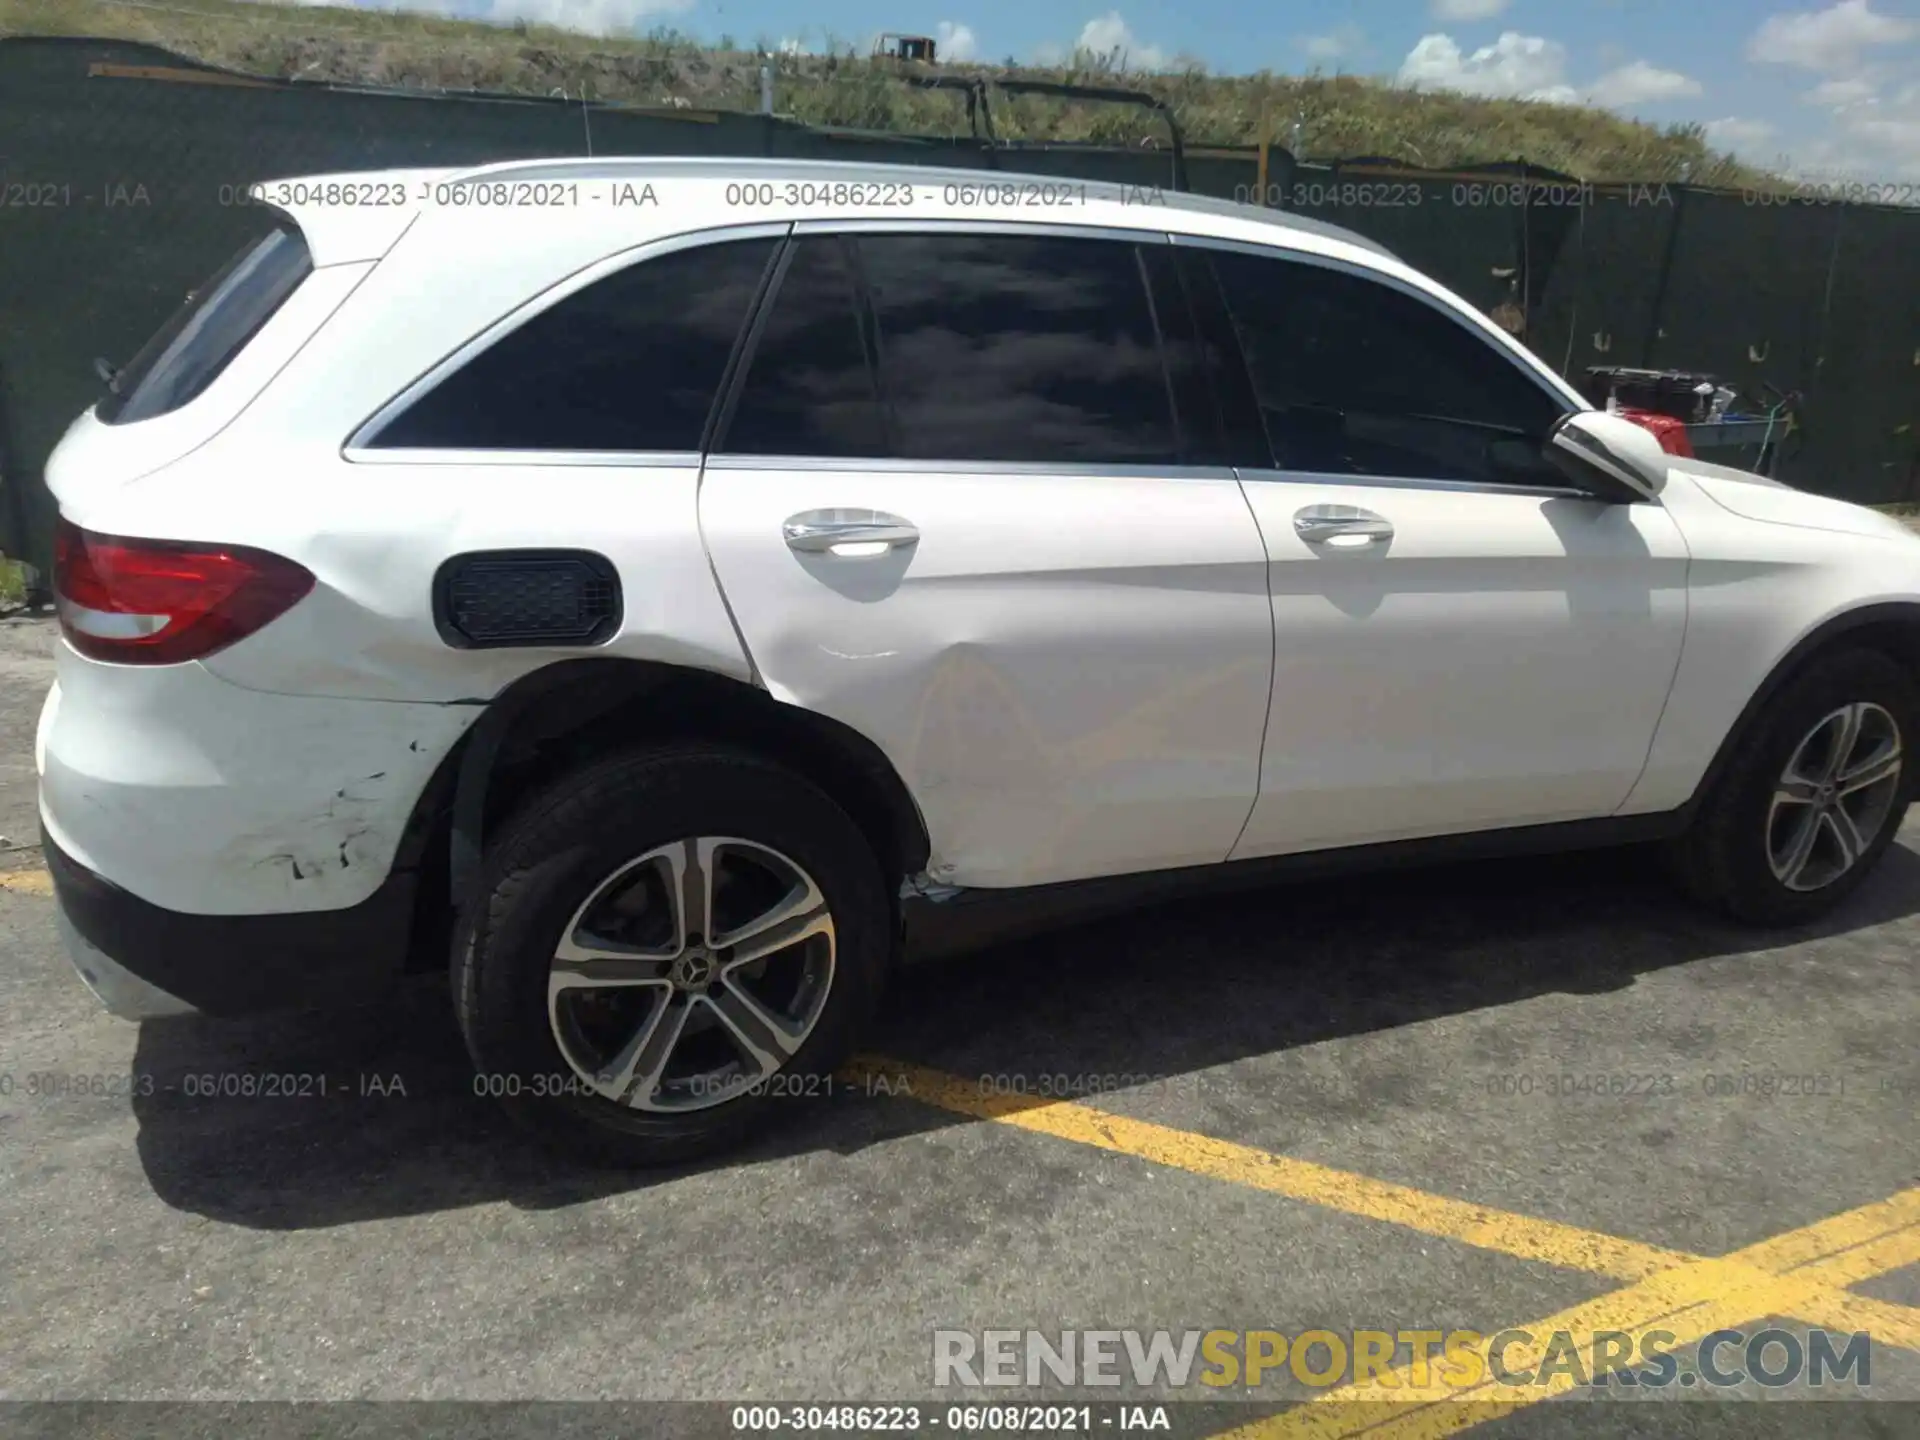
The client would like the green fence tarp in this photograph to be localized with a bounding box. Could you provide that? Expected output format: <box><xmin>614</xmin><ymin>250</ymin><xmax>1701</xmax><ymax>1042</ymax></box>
<box><xmin>4</xmin><ymin>34</ymin><xmax>1918</xmax><ymax>578</ymax></box>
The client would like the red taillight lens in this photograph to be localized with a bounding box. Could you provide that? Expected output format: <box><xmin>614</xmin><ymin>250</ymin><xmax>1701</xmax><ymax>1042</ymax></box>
<box><xmin>53</xmin><ymin>519</ymin><xmax>315</xmax><ymax>665</ymax></box>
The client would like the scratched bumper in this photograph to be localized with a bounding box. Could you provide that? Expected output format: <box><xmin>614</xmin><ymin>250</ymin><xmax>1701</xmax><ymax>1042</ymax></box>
<box><xmin>36</xmin><ymin>644</ymin><xmax>472</xmax><ymax>918</ymax></box>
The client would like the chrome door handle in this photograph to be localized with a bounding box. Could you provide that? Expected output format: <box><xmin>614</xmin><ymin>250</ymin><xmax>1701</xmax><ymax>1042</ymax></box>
<box><xmin>1293</xmin><ymin>504</ymin><xmax>1394</xmax><ymax>546</ymax></box>
<box><xmin>782</xmin><ymin>509</ymin><xmax>921</xmax><ymax>555</ymax></box>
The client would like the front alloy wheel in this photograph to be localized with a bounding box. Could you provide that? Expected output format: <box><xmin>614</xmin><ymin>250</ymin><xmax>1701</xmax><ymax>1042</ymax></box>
<box><xmin>1669</xmin><ymin>648</ymin><xmax>1918</xmax><ymax>925</ymax></box>
<box><xmin>1766</xmin><ymin>703</ymin><xmax>1903</xmax><ymax>892</ymax></box>
<box><xmin>549</xmin><ymin>838</ymin><xmax>836</xmax><ymax>1112</ymax></box>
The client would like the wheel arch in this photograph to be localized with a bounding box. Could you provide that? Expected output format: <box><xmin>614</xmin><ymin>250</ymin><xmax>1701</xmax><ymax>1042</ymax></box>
<box><xmin>1685</xmin><ymin>600</ymin><xmax>1920</xmax><ymax>818</ymax></box>
<box><xmin>395</xmin><ymin>659</ymin><xmax>932</xmax><ymax>970</ymax></box>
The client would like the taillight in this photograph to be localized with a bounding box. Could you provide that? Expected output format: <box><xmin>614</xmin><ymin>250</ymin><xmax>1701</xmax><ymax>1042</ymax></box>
<box><xmin>53</xmin><ymin>518</ymin><xmax>315</xmax><ymax>665</ymax></box>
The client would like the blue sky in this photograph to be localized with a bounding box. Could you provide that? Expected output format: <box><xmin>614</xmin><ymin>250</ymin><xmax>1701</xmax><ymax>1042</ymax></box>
<box><xmin>292</xmin><ymin>0</ymin><xmax>1920</xmax><ymax>178</ymax></box>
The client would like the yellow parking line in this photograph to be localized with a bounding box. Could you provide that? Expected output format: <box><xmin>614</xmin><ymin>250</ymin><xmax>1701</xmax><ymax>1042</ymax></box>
<box><xmin>1792</xmin><ymin>1289</ymin><xmax>1920</xmax><ymax>1353</ymax></box>
<box><xmin>849</xmin><ymin>1057</ymin><xmax>1920</xmax><ymax>1436</ymax></box>
<box><xmin>0</xmin><ymin>867</ymin><xmax>52</xmax><ymax>896</ymax></box>
<box><xmin>850</xmin><ymin>1057</ymin><xmax>1692</xmax><ymax>1281</ymax></box>
<box><xmin>1236</xmin><ymin>1192</ymin><xmax>1920</xmax><ymax>1439</ymax></box>
<box><xmin>1229</xmin><ymin>1258</ymin><xmax>1836</xmax><ymax>1439</ymax></box>
<box><xmin>1798</xmin><ymin>1223</ymin><xmax>1920</xmax><ymax>1288</ymax></box>
<box><xmin>1745</xmin><ymin>1188</ymin><xmax>1920</xmax><ymax>1281</ymax></box>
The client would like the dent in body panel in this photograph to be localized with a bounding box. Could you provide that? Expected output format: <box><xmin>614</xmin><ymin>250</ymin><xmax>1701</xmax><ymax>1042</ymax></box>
<box><xmin>754</xmin><ymin>572</ymin><xmax>1272</xmax><ymax>888</ymax></box>
<box><xmin>39</xmin><ymin>643</ymin><xmax>480</xmax><ymax>915</ymax></box>
<box><xmin>219</xmin><ymin>769</ymin><xmax>399</xmax><ymax>894</ymax></box>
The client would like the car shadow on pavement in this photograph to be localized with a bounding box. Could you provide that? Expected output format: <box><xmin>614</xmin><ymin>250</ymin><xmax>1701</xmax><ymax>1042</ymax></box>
<box><xmin>129</xmin><ymin>839</ymin><xmax>1920</xmax><ymax>1229</ymax></box>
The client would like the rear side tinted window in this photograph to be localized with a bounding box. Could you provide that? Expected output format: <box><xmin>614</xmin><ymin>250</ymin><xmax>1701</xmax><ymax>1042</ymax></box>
<box><xmin>97</xmin><ymin>223</ymin><xmax>313</xmax><ymax>426</ymax></box>
<box><xmin>370</xmin><ymin>237</ymin><xmax>778</xmax><ymax>452</ymax></box>
<box><xmin>721</xmin><ymin>232</ymin><xmax>1184</xmax><ymax>466</ymax></box>
<box><xmin>860</xmin><ymin>233</ymin><xmax>1179</xmax><ymax>465</ymax></box>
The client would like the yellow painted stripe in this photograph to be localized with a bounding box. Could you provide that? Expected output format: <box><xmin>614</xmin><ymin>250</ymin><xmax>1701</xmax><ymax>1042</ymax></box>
<box><xmin>1760</xmin><ymin>1196</ymin><xmax>1920</xmax><ymax>1352</ymax></box>
<box><xmin>1791</xmin><ymin>1291</ymin><xmax>1920</xmax><ymax>1354</ymax></box>
<box><xmin>853</xmin><ymin>1056</ymin><xmax>1920</xmax><ymax>1440</ymax></box>
<box><xmin>1747</xmin><ymin>1190</ymin><xmax>1920</xmax><ymax>1279</ymax></box>
<box><xmin>1228</xmin><ymin>1264</ymin><xmax>1850</xmax><ymax>1439</ymax></box>
<box><xmin>0</xmin><ymin>868</ymin><xmax>52</xmax><ymax>896</ymax></box>
<box><xmin>847</xmin><ymin>1057</ymin><xmax>1689</xmax><ymax>1281</ymax></box>
<box><xmin>1230</xmin><ymin>1192</ymin><xmax>1920</xmax><ymax>1439</ymax></box>
<box><xmin>1798</xmin><ymin>1223</ymin><xmax>1920</xmax><ymax>1288</ymax></box>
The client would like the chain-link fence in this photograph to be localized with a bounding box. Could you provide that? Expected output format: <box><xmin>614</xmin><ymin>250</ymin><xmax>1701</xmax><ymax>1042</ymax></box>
<box><xmin>4</xmin><ymin>34</ymin><xmax>1918</xmax><ymax>580</ymax></box>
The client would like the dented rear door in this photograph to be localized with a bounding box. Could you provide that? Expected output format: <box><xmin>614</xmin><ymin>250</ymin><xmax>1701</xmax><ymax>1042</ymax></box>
<box><xmin>698</xmin><ymin>225</ymin><xmax>1274</xmax><ymax>889</ymax></box>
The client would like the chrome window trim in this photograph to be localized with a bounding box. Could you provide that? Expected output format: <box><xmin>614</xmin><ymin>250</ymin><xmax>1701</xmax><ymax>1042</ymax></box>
<box><xmin>342</xmin><ymin>220</ymin><xmax>794</xmax><ymax>458</ymax></box>
<box><xmin>1166</xmin><ymin>231</ymin><xmax>1591</xmax><ymax>416</ymax></box>
<box><xmin>1234</xmin><ymin>465</ymin><xmax>1607</xmax><ymax>503</ymax></box>
<box><xmin>704</xmin><ymin>454</ymin><xmax>1240</xmax><ymax>482</ymax></box>
<box><xmin>341</xmin><ymin>448</ymin><xmax>704</xmax><ymax>468</ymax></box>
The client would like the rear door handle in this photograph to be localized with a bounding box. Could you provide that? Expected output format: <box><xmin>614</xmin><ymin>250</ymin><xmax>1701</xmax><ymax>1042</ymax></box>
<box><xmin>783</xmin><ymin>509</ymin><xmax>921</xmax><ymax>555</ymax></box>
<box><xmin>1293</xmin><ymin>504</ymin><xmax>1394</xmax><ymax>547</ymax></box>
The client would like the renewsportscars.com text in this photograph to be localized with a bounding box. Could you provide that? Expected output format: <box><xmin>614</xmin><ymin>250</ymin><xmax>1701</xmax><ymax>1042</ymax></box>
<box><xmin>932</xmin><ymin>1327</ymin><xmax>1872</xmax><ymax>1391</ymax></box>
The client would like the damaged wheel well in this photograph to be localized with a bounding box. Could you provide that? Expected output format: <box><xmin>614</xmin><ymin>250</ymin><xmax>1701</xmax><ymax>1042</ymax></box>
<box><xmin>395</xmin><ymin>660</ymin><xmax>932</xmax><ymax>971</ymax></box>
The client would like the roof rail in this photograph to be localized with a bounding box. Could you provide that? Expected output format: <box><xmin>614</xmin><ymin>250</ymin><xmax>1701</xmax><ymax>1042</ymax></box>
<box><xmin>442</xmin><ymin>154</ymin><xmax>1395</xmax><ymax>259</ymax></box>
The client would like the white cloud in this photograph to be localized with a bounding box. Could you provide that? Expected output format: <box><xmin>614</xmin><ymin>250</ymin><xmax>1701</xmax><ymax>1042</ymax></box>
<box><xmin>1852</xmin><ymin>113</ymin><xmax>1920</xmax><ymax>153</ymax></box>
<box><xmin>1588</xmin><ymin>59</ymin><xmax>1703</xmax><ymax>106</ymax></box>
<box><xmin>934</xmin><ymin>21</ymin><xmax>978</xmax><ymax>61</ymax></box>
<box><xmin>1779</xmin><ymin>130</ymin><xmax>1920</xmax><ymax>180</ymax></box>
<box><xmin>1747</xmin><ymin>0</ymin><xmax>1918</xmax><ymax>72</ymax></box>
<box><xmin>1074</xmin><ymin>11</ymin><xmax>1169</xmax><ymax>70</ymax></box>
<box><xmin>1300</xmin><ymin>25</ymin><xmax>1366</xmax><ymax>64</ymax></box>
<box><xmin>1743</xmin><ymin>6</ymin><xmax>1920</xmax><ymax>180</ymax></box>
<box><xmin>344</xmin><ymin>0</ymin><xmax>694</xmax><ymax>36</ymax></box>
<box><xmin>1400</xmin><ymin>32</ymin><xmax>1709</xmax><ymax>112</ymax></box>
<box><xmin>1773</xmin><ymin>82</ymin><xmax>1920</xmax><ymax>180</ymax></box>
<box><xmin>1431</xmin><ymin>0</ymin><xmax>1509</xmax><ymax>19</ymax></box>
<box><xmin>1837</xmin><ymin>84</ymin><xmax>1920</xmax><ymax>177</ymax></box>
<box><xmin>1704</xmin><ymin>115</ymin><xmax>1780</xmax><ymax>152</ymax></box>
<box><xmin>1398</xmin><ymin>31</ymin><xmax>1577</xmax><ymax>102</ymax></box>
<box><xmin>1806</xmin><ymin>74</ymin><xmax>1879</xmax><ymax>105</ymax></box>
<box><xmin>1742</xmin><ymin>4</ymin><xmax>1920</xmax><ymax>180</ymax></box>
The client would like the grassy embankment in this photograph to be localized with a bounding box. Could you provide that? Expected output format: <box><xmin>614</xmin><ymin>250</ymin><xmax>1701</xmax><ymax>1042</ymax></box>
<box><xmin>2</xmin><ymin>0</ymin><xmax>1778</xmax><ymax>185</ymax></box>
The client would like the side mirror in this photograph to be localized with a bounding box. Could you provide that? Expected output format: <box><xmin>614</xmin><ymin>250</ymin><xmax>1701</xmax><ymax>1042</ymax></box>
<box><xmin>1544</xmin><ymin>410</ymin><xmax>1671</xmax><ymax>503</ymax></box>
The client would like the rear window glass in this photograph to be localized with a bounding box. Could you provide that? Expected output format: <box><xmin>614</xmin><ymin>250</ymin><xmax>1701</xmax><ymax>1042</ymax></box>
<box><xmin>97</xmin><ymin>223</ymin><xmax>313</xmax><ymax>426</ymax></box>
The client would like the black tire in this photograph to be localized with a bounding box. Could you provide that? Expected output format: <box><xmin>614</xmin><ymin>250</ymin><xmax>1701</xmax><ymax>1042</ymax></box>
<box><xmin>1668</xmin><ymin>648</ymin><xmax>1917</xmax><ymax>925</ymax></box>
<box><xmin>454</xmin><ymin>743</ymin><xmax>893</xmax><ymax>1167</ymax></box>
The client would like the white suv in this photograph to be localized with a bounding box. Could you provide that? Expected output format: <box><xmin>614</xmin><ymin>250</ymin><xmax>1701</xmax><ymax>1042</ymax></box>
<box><xmin>38</xmin><ymin>157</ymin><xmax>1920</xmax><ymax>1164</ymax></box>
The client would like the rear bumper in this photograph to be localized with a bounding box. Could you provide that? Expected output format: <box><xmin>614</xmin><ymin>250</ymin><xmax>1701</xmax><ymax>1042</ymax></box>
<box><xmin>46</xmin><ymin>828</ymin><xmax>418</xmax><ymax>1018</ymax></box>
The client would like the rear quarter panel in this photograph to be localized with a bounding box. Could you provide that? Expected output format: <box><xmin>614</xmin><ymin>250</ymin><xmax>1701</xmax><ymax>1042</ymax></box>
<box><xmin>105</xmin><ymin>205</ymin><xmax>764</xmax><ymax>703</ymax></box>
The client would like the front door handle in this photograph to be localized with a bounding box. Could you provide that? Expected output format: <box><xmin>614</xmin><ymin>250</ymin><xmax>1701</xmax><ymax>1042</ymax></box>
<box><xmin>783</xmin><ymin>509</ymin><xmax>921</xmax><ymax>555</ymax></box>
<box><xmin>1293</xmin><ymin>504</ymin><xmax>1394</xmax><ymax>547</ymax></box>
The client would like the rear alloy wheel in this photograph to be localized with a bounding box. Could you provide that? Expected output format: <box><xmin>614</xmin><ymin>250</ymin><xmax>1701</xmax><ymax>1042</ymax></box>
<box><xmin>1670</xmin><ymin>649</ymin><xmax>1916</xmax><ymax>925</ymax></box>
<box><xmin>547</xmin><ymin>837</ymin><xmax>837</xmax><ymax>1114</ymax></box>
<box><xmin>456</xmin><ymin>745</ymin><xmax>891</xmax><ymax>1165</ymax></box>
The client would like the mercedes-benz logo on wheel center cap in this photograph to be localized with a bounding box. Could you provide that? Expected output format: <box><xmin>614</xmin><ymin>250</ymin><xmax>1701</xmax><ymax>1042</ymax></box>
<box><xmin>672</xmin><ymin>948</ymin><xmax>716</xmax><ymax>991</ymax></box>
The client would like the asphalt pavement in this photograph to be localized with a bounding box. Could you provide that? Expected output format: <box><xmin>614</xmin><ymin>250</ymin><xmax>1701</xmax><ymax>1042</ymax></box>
<box><xmin>1</xmin><ymin>612</ymin><xmax>1915</xmax><ymax>1439</ymax></box>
